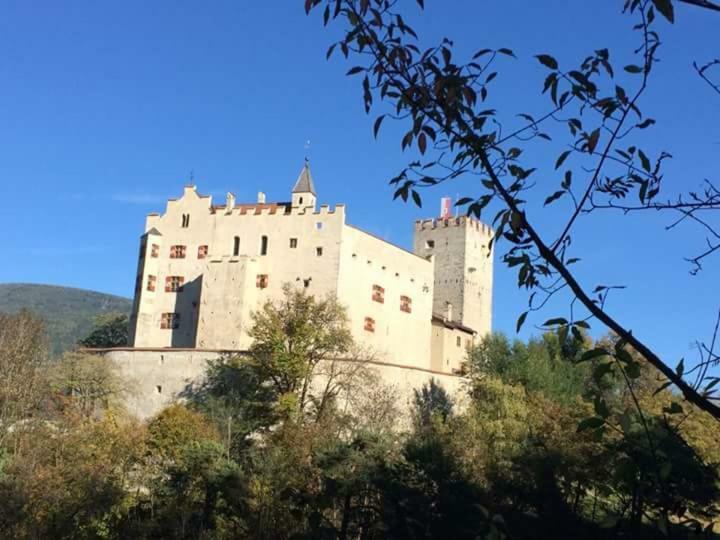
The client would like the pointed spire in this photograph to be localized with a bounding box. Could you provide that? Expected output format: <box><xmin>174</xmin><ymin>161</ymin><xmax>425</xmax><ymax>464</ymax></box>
<box><xmin>292</xmin><ymin>158</ymin><xmax>317</xmax><ymax>195</ymax></box>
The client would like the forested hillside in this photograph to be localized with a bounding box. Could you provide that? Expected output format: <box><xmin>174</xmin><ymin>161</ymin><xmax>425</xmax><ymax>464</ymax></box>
<box><xmin>0</xmin><ymin>283</ymin><xmax>131</xmax><ymax>355</ymax></box>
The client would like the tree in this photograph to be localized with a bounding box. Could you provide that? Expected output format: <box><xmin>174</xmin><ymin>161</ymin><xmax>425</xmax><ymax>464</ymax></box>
<box><xmin>413</xmin><ymin>378</ymin><xmax>454</xmax><ymax>428</ymax></box>
<box><xmin>77</xmin><ymin>313</ymin><xmax>128</xmax><ymax>349</ymax></box>
<box><xmin>48</xmin><ymin>352</ymin><xmax>129</xmax><ymax>418</ymax></box>
<box><xmin>246</xmin><ymin>284</ymin><xmax>355</xmax><ymax>420</ymax></box>
<box><xmin>304</xmin><ymin>0</ymin><xmax>720</xmax><ymax>421</ymax></box>
<box><xmin>0</xmin><ymin>311</ymin><xmax>48</xmax><ymax>444</ymax></box>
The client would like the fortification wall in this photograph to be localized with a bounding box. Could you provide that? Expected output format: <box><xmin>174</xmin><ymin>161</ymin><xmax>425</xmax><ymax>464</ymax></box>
<box><xmin>97</xmin><ymin>349</ymin><xmax>468</xmax><ymax>421</ymax></box>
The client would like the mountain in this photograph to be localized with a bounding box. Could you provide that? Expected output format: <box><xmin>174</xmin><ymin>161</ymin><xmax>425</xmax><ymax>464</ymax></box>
<box><xmin>0</xmin><ymin>283</ymin><xmax>132</xmax><ymax>356</ymax></box>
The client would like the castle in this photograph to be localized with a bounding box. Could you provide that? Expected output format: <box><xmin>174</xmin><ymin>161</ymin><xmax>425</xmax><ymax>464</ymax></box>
<box><xmin>108</xmin><ymin>162</ymin><xmax>493</xmax><ymax>418</ymax></box>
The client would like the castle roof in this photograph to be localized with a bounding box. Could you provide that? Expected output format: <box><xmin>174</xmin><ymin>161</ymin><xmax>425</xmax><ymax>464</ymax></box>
<box><xmin>292</xmin><ymin>160</ymin><xmax>316</xmax><ymax>195</ymax></box>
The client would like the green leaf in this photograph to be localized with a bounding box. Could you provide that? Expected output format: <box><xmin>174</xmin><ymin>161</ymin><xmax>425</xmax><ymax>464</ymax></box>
<box><xmin>594</xmin><ymin>397</ymin><xmax>610</xmax><ymax>418</ymax></box>
<box><xmin>544</xmin><ymin>190</ymin><xmax>565</xmax><ymax>206</ymax></box>
<box><xmin>411</xmin><ymin>190</ymin><xmax>422</xmax><ymax>208</ymax></box>
<box><xmin>346</xmin><ymin>66</ymin><xmax>365</xmax><ymax>76</ymax></box>
<box><xmin>543</xmin><ymin>317</ymin><xmax>568</xmax><ymax>326</ymax></box>
<box><xmin>555</xmin><ymin>150</ymin><xmax>571</xmax><ymax>170</ymax></box>
<box><xmin>578</xmin><ymin>348</ymin><xmax>608</xmax><ymax>363</ymax></box>
<box><xmin>675</xmin><ymin>358</ymin><xmax>685</xmax><ymax>377</ymax></box>
<box><xmin>418</xmin><ymin>132</ymin><xmax>427</xmax><ymax>155</ymax></box>
<box><xmin>587</xmin><ymin>128</ymin><xmax>600</xmax><ymax>153</ymax></box>
<box><xmin>373</xmin><ymin>115</ymin><xmax>385</xmax><ymax>138</ymax></box>
<box><xmin>497</xmin><ymin>48</ymin><xmax>515</xmax><ymax>58</ymax></box>
<box><xmin>577</xmin><ymin>416</ymin><xmax>605</xmax><ymax>432</ymax></box>
<box><xmin>593</xmin><ymin>362</ymin><xmax>614</xmax><ymax>381</ymax></box>
<box><xmin>455</xmin><ymin>197</ymin><xmax>473</xmax><ymax>206</ymax></box>
<box><xmin>653</xmin><ymin>380</ymin><xmax>673</xmax><ymax>396</ymax></box>
<box><xmin>535</xmin><ymin>54</ymin><xmax>558</xmax><ymax>70</ymax></box>
<box><xmin>663</xmin><ymin>402</ymin><xmax>683</xmax><ymax>415</ymax></box>
<box><xmin>624</xmin><ymin>65</ymin><xmax>643</xmax><ymax>74</ymax></box>
<box><xmin>651</xmin><ymin>0</ymin><xmax>674</xmax><ymax>23</ymax></box>
<box><xmin>516</xmin><ymin>311</ymin><xmax>528</xmax><ymax>333</ymax></box>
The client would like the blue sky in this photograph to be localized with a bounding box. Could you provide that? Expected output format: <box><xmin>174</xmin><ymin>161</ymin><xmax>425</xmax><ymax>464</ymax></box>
<box><xmin>0</xmin><ymin>1</ymin><xmax>717</xmax><ymax>366</ymax></box>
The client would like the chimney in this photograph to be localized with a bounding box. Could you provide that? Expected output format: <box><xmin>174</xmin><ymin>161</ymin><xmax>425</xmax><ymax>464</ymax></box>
<box><xmin>225</xmin><ymin>192</ymin><xmax>235</xmax><ymax>214</ymax></box>
<box><xmin>257</xmin><ymin>191</ymin><xmax>266</xmax><ymax>204</ymax></box>
<box><xmin>445</xmin><ymin>302</ymin><xmax>453</xmax><ymax>322</ymax></box>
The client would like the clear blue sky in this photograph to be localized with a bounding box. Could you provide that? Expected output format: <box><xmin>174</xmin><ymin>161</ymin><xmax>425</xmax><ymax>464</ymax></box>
<box><xmin>0</xmin><ymin>1</ymin><xmax>717</xmax><ymax>366</ymax></box>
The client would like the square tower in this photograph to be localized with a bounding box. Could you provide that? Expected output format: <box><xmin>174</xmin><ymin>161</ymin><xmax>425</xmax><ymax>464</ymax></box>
<box><xmin>413</xmin><ymin>216</ymin><xmax>493</xmax><ymax>337</ymax></box>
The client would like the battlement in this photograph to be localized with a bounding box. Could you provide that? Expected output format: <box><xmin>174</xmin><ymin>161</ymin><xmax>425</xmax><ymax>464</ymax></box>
<box><xmin>415</xmin><ymin>216</ymin><xmax>492</xmax><ymax>236</ymax></box>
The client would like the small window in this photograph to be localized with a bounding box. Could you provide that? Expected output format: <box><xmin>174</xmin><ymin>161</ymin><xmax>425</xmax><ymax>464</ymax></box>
<box><xmin>316</xmin><ymin>247</ymin><xmax>323</xmax><ymax>257</ymax></box>
<box><xmin>290</xmin><ymin>238</ymin><xmax>298</xmax><ymax>248</ymax></box>
<box><xmin>151</xmin><ymin>244</ymin><xmax>160</xmax><ymax>258</ymax></box>
<box><xmin>316</xmin><ymin>222</ymin><xmax>323</xmax><ymax>230</ymax></box>
<box><xmin>425</xmin><ymin>240</ymin><xmax>435</xmax><ymax>249</ymax></box>
<box><xmin>146</xmin><ymin>275</ymin><xmax>157</xmax><ymax>292</ymax></box>
<box><xmin>181</xmin><ymin>214</ymin><xmax>190</xmax><ymax>228</ymax></box>
<box><xmin>260</xmin><ymin>235</ymin><xmax>268</xmax><ymax>256</ymax></box>
<box><xmin>372</xmin><ymin>285</ymin><xmax>385</xmax><ymax>304</ymax></box>
<box><xmin>160</xmin><ymin>312</ymin><xmax>180</xmax><ymax>329</ymax></box>
<box><xmin>303</xmin><ymin>278</ymin><xmax>311</xmax><ymax>288</ymax></box>
<box><xmin>233</xmin><ymin>236</ymin><xmax>240</xmax><ymax>256</ymax></box>
<box><xmin>256</xmin><ymin>274</ymin><xmax>269</xmax><ymax>289</ymax></box>
<box><xmin>456</xmin><ymin>336</ymin><xmax>461</xmax><ymax>347</ymax></box>
<box><xmin>165</xmin><ymin>275</ymin><xmax>185</xmax><ymax>292</ymax></box>
<box><xmin>400</xmin><ymin>295</ymin><xmax>412</xmax><ymax>313</ymax></box>
<box><xmin>170</xmin><ymin>245</ymin><xmax>186</xmax><ymax>259</ymax></box>
<box><xmin>156</xmin><ymin>385</ymin><xmax>163</xmax><ymax>394</ymax></box>
<box><xmin>299</xmin><ymin>196</ymin><xmax>304</xmax><ymax>205</ymax></box>
<box><xmin>198</xmin><ymin>245</ymin><xmax>208</xmax><ymax>259</ymax></box>
<box><xmin>364</xmin><ymin>317</ymin><xmax>376</xmax><ymax>333</ymax></box>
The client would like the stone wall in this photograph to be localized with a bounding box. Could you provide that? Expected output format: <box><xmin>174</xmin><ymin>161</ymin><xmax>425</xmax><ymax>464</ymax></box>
<box><xmin>95</xmin><ymin>348</ymin><xmax>468</xmax><ymax>421</ymax></box>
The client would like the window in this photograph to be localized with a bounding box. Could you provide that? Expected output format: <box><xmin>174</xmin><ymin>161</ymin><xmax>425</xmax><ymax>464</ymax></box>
<box><xmin>299</xmin><ymin>196</ymin><xmax>304</xmax><ymax>205</ymax></box>
<box><xmin>400</xmin><ymin>295</ymin><xmax>412</xmax><ymax>313</ymax></box>
<box><xmin>160</xmin><ymin>312</ymin><xmax>180</xmax><ymax>329</ymax></box>
<box><xmin>146</xmin><ymin>274</ymin><xmax>157</xmax><ymax>292</ymax></box>
<box><xmin>364</xmin><ymin>317</ymin><xmax>376</xmax><ymax>333</ymax></box>
<box><xmin>316</xmin><ymin>222</ymin><xmax>323</xmax><ymax>230</ymax></box>
<box><xmin>156</xmin><ymin>385</ymin><xmax>163</xmax><ymax>394</ymax></box>
<box><xmin>316</xmin><ymin>247</ymin><xmax>323</xmax><ymax>257</ymax></box>
<box><xmin>233</xmin><ymin>236</ymin><xmax>240</xmax><ymax>256</ymax></box>
<box><xmin>303</xmin><ymin>278</ymin><xmax>311</xmax><ymax>288</ymax></box>
<box><xmin>425</xmin><ymin>240</ymin><xmax>435</xmax><ymax>249</ymax></box>
<box><xmin>372</xmin><ymin>285</ymin><xmax>385</xmax><ymax>303</ymax></box>
<box><xmin>289</xmin><ymin>238</ymin><xmax>298</xmax><ymax>248</ymax></box>
<box><xmin>181</xmin><ymin>213</ymin><xmax>190</xmax><ymax>228</ymax></box>
<box><xmin>256</xmin><ymin>274</ymin><xmax>269</xmax><ymax>289</ymax></box>
<box><xmin>260</xmin><ymin>235</ymin><xmax>268</xmax><ymax>256</ymax></box>
<box><xmin>456</xmin><ymin>336</ymin><xmax>462</xmax><ymax>347</ymax></box>
<box><xmin>151</xmin><ymin>244</ymin><xmax>160</xmax><ymax>258</ymax></box>
<box><xmin>170</xmin><ymin>245</ymin><xmax>186</xmax><ymax>259</ymax></box>
<box><xmin>198</xmin><ymin>245</ymin><xmax>208</xmax><ymax>259</ymax></box>
<box><xmin>165</xmin><ymin>275</ymin><xmax>185</xmax><ymax>292</ymax></box>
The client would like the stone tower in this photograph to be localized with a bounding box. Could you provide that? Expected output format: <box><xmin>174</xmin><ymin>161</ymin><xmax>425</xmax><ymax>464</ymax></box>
<box><xmin>413</xmin><ymin>214</ymin><xmax>493</xmax><ymax>337</ymax></box>
<box><xmin>291</xmin><ymin>159</ymin><xmax>317</xmax><ymax>210</ymax></box>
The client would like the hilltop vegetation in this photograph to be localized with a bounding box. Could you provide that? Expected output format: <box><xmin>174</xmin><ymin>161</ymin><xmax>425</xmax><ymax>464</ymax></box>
<box><xmin>0</xmin><ymin>289</ymin><xmax>717</xmax><ymax>538</ymax></box>
<box><xmin>0</xmin><ymin>284</ymin><xmax>131</xmax><ymax>355</ymax></box>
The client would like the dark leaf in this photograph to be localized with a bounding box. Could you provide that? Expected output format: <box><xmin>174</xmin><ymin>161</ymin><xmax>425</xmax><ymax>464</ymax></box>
<box><xmin>624</xmin><ymin>65</ymin><xmax>643</xmax><ymax>74</ymax></box>
<box><xmin>516</xmin><ymin>311</ymin><xmax>528</xmax><ymax>333</ymax></box>
<box><xmin>535</xmin><ymin>54</ymin><xmax>558</xmax><ymax>70</ymax></box>
<box><xmin>411</xmin><ymin>190</ymin><xmax>422</xmax><ymax>208</ymax></box>
<box><xmin>651</xmin><ymin>0</ymin><xmax>674</xmax><ymax>22</ymax></box>
<box><xmin>577</xmin><ymin>416</ymin><xmax>605</xmax><ymax>432</ymax></box>
<box><xmin>587</xmin><ymin>128</ymin><xmax>600</xmax><ymax>153</ymax></box>
<box><xmin>555</xmin><ymin>150</ymin><xmax>571</xmax><ymax>170</ymax></box>
<box><xmin>373</xmin><ymin>115</ymin><xmax>385</xmax><ymax>138</ymax></box>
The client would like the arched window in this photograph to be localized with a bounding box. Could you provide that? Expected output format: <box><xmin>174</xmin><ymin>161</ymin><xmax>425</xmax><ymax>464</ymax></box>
<box><xmin>233</xmin><ymin>236</ymin><xmax>240</xmax><ymax>256</ymax></box>
<box><xmin>299</xmin><ymin>196</ymin><xmax>304</xmax><ymax>205</ymax></box>
<box><xmin>260</xmin><ymin>235</ymin><xmax>268</xmax><ymax>256</ymax></box>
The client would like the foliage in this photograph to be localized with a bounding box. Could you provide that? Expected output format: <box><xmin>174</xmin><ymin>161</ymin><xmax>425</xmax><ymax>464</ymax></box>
<box><xmin>413</xmin><ymin>377</ymin><xmax>454</xmax><ymax>428</ymax></box>
<box><xmin>47</xmin><ymin>352</ymin><xmax>129</xmax><ymax>417</ymax></box>
<box><xmin>78</xmin><ymin>313</ymin><xmax>129</xmax><ymax>349</ymax></box>
<box><xmin>0</xmin><ymin>284</ymin><xmax>131</xmax><ymax>356</ymax></box>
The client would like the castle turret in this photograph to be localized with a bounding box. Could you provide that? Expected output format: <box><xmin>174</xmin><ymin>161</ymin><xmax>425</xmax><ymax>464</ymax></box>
<box><xmin>291</xmin><ymin>159</ymin><xmax>317</xmax><ymax>211</ymax></box>
<box><xmin>413</xmin><ymin>212</ymin><xmax>493</xmax><ymax>337</ymax></box>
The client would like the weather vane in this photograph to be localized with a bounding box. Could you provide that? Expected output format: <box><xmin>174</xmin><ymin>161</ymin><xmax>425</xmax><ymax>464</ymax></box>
<box><xmin>304</xmin><ymin>139</ymin><xmax>311</xmax><ymax>162</ymax></box>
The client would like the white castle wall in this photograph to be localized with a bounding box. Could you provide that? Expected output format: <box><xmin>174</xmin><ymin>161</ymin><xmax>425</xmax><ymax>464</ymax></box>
<box><xmin>98</xmin><ymin>349</ymin><xmax>468</xmax><ymax>421</ymax></box>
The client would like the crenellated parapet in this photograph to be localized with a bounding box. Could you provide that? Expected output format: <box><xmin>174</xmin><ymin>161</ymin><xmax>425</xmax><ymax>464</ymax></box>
<box><xmin>414</xmin><ymin>216</ymin><xmax>493</xmax><ymax>236</ymax></box>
